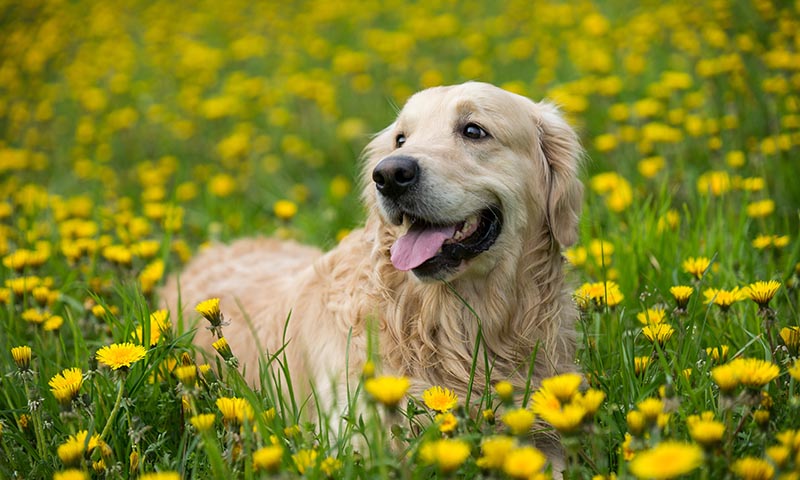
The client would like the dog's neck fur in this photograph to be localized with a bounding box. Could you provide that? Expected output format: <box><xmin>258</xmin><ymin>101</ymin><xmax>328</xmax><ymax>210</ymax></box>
<box><xmin>356</xmin><ymin>214</ymin><xmax>577</xmax><ymax>398</ymax></box>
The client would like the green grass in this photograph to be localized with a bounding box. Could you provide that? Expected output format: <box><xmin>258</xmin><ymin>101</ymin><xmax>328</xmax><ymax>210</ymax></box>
<box><xmin>1</xmin><ymin>0</ymin><xmax>800</xmax><ymax>478</ymax></box>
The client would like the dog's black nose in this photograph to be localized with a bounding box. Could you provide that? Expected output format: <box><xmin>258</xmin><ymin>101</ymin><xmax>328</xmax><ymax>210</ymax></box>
<box><xmin>372</xmin><ymin>155</ymin><xmax>419</xmax><ymax>199</ymax></box>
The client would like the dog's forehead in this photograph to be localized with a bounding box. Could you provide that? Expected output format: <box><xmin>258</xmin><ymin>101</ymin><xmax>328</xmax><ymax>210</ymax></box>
<box><xmin>398</xmin><ymin>83</ymin><xmax>535</xmax><ymax>142</ymax></box>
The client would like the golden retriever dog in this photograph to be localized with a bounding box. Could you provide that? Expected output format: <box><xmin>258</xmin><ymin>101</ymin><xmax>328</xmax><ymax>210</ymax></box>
<box><xmin>162</xmin><ymin>81</ymin><xmax>582</xmax><ymax>467</ymax></box>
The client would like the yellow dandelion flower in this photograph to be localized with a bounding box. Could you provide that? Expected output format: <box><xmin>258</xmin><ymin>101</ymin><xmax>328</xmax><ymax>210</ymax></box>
<box><xmin>744</xmin><ymin>280</ymin><xmax>780</xmax><ymax>307</ymax></box>
<box><xmin>564</xmin><ymin>246</ymin><xmax>587</xmax><ymax>266</ymax></box>
<box><xmin>634</xmin><ymin>356</ymin><xmax>651</xmax><ymax>376</ymax></box>
<box><xmin>133</xmin><ymin>309</ymin><xmax>172</xmax><ymax>346</ymax></box>
<box><xmin>574</xmin><ymin>281</ymin><xmax>624</xmax><ymax>309</ymax></box>
<box><xmin>731</xmin><ymin>358</ymin><xmax>779</xmax><ymax>389</ymax></box>
<box><xmin>43</xmin><ymin>315</ymin><xmax>64</xmax><ymax>331</ymax></box>
<box><xmin>273</xmin><ymin>199</ymin><xmax>298</xmax><ymax>221</ymax></box>
<box><xmin>636</xmin><ymin>398</ymin><xmax>664</xmax><ymax>423</ymax></box>
<box><xmin>138</xmin><ymin>473</ymin><xmax>180</xmax><ymax>480</ymax></box>
<box><xmin>501</xmin><ymin>408</ymin><xmax>535</xmax><ymax>435</ymax></box>
<box><xmin>730</xmin><ymin>457</ymin><xmax>774</xmax><ymax>480</ymax></box>
<box><xmin>703</xmin><ymin>287</ymin><xmax>746</xmax><ymax>310</ymax></box>
<box><xmin>697</xmin><ymin>170</ymin><xmax>731</xmax><ymax>196</ymax></box>
<box><xmin>752</xmin><ymin>235</ymin><xmax>773</xmax><ymax>249</ymax></box>
<box><xmin>540</xmin><ymin>372</ymin><xmax>583</xmax><ymax>403</ymax></box>
<box><xmin>477</xmin><ymin>435</ymin><xmax>516</xmax><ymax>470</ymax></box>
<box><xmin>669</xmin><ymin>285</ymin><xmax>694</xmax><ymax>308</ymax></box>
<box><xmin>49</xmin><ymin>368</ymin><xmax>83</xmax><ymax>405</ymax></box>
<box><xmin>788</xmin><ymin>360</ymin><xmax>800</xmax><ymax>382</ymax></box>
<box><xmin>765</xmin><ymin>445</ymin><xmax>790</xmax><ymax>468</ymax></box>
<box><xmin>687</xmin><ymin>412</ymin><xmax>725</xmax><ymax>447</ymax></box>
<box><xmin>682</xmin><ymin>257</ymin><xmax>711</xmax><ymax>279</ymax></box>
<box><xmin>628</xmin><ymin>441</ymin><xmax>703</xmax><ymax>479</ymax></box>
<box><xmin>746</xmin><ymin>199</ymin><xmax>775</xmax><ymax>218</ymax></box>
<box><xmin>436</xmin><ymin>412</ymin><xmax>458</xmax><ymax>433</ymax></box>
<box><xmin>292</xmin><ymin>449</ymin><xmax>318</xmax><ymax>475</ymax></box>
<box><xmin>195</xmin><ymin>298</ymin><xmax>222</xmax><ymax>326</ymax></box>
<box><xmin>11</xmin><ymin>345</ymin><xmax>32</xmax><ymax>370</ymax></box>
<box><xmin>711</xmin><ymin>363</ymin><xmax>740</xmax><ymax>394</ymax></box>
<box><xmin>538</xmin><ymin>402</ymin><xmax>587</xmax><ymax>433</ymax></box>
<box><xmin>637</xmin><ymin>308</ymin><xmax>666</xmax><ymax>325</ymax></box>
<box><xmin>422</xmin><ymin>386</ymin><xmax>458</xmax><ymax>412</ymax></box>
<box><xmin>705</xmin><ymin>345</ymin><xmax>730</xmax><ymax>363</ymax></box>
<box><xmin>253</xmin><ymin>445</ymin><xmax>283</xmax><ymax>472</ymax></box>
<box><xmin>173</xmin><ymin>365</ymin><xmax>197</xmax><ymax>387</ymax></box>
<box><xmin>364</xmin><ymin>375</ymin><xmax>410</xmax><ymax>408</ymax></box>
<box><xmin>574</xmin><ymin>389</ymin><xmax>606</xmax><ymax>417</ymax></box>
<box><xmin>502</xmin><ymin>446</ymin><xmax>547</xmax><ymax>479</ymax></box>
<box><xmin>642</xmin><ymin>324</ymin><xmax>674</xmax><ymax>346</ymax></box>
<box><xmin>494</xmin><ymin>380</ymin><xmax>514</xmax><ymax>402</ymax></box>
<box><xmin>320</xmin><ymin>456</ymin><xmax>342</xmax><ymax>477</ymax></box>
<box><xmin>190</xmin><ymin>413</ymin><xmax>216</xmax><ymax>432</ymax></box>
<box><xmin>419</xmin><ymin>438</ymin><xmax>471</xmax><ymax>473</ymax></box>
<box><xmin>57</xmin><ymin>431</ymin><xmax>109</xmax><ymax>466</ymax></box>
<box><xmin>53</xmin><ymin>470</ymin><xmax>88</xmax><ymax>480</ymax></box>
<box><xmin>626</xmin><ymin>410</ymin><xmax>646</xmax><ymax>436</ymax></box>
<box><xmin>95</xmin><ymin>342</ymin><xmax>147</xmax><ymax>370</ymax></box>
<box><xmin>215</xmin><ymin>397</ymin><xmax>254</xmax><ymax>425</ymax></box>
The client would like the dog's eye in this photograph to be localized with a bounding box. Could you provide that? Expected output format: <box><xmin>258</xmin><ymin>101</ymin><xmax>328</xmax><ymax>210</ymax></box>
<box><xmin>463</xmin><ymin>123</ymin><xmax>488</xmax><ymax>139</ymax></box>
<box><xmin>395</xmin><ymin>134</ymin><xmax>406</xmax><ymax>148</ymax></box>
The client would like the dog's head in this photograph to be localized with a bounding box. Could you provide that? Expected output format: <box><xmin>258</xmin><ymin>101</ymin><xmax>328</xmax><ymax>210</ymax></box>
<box><xmin>363</xmin><ymin>82</ymin><xmax>583</xmax><ymax>281</ymax></box>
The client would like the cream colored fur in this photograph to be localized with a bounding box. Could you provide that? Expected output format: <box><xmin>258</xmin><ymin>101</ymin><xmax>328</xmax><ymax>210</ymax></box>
<box><xmin>161</xmin><ymin>82</ymin><xmax>583</xmax><ymax>466</ymax></box>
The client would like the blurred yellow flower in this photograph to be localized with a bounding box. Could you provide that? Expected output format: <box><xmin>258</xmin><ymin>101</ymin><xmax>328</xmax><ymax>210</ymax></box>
<box><xmin>422</xmin><ymin>385</ymin><xmax>458</xmax><ymax>412</ymax></box>
<box><xmin>628</xmin><ymin>441</ymin><xmax>703</xmax><ymax>479</ymax></box>
<box><xmin>682</xmin><ymin>257</ymin><xmax>711</xmax><ymax>279</ymax></box>
<box><xmin>477</xmin><ymin>435</ymin><xmax>516</xmax><ymax>470</ymax></box>
<box><xmin>253</xmin><ymin>445</ymin><xmax>283</xmax><ymax>472</ymax></box>
<box><xmin>637</xmin><ymin>156</ymin><xmax>665</xmax><ymax>178</ymax></box>
<box><xmin>273</xmin><ymin>199</ymin><xmax>298</xmax><ymax>220</ymax></box>
<box><xmin>687</xmin><ymin>412</ymin><xmax>725</xmax><ymax>447</ymax></box>
<box><xmin>540</xmin><ymin>372</ymin><xmax>583</xmax><ymax>402</ymax></box>
<box><xmin>637</xmin><ymin>308</ymin><xmax>666</xmax><ymax>325</ymax></box>
<box><xmin>435</xmin><ymin>412</ymin><xmax>458</xmax><ymax>433</ymax></box>
<box><xmin>216</xmin><ymin>397</ymin><xmax>254</xmax><ymax>425</ymax></box>
<box><xmin>780</xmin><ymin>327</ymin><xmax>800</xmax><ymax>353</ymax></box>
<box><xmin>364</xmin><ymin>375</ymin><xmax>410</xmax><ymax>408</ymax></box>
<box><xmin>730</xmin><ymin>457</ymin><xmax>774</xmax><ymax>480</ymax></box>
<box><xmin>746</xmin><ymin>199</ymin><xmax>775</xmax><ymax>218</ymax></box>
<box><xmin>703</xmin><ymin>287</ymin><xmax>746</xmax><ymax>310</ymax></box>
<box><xmin>697</xmin><ymin>170</ymin><xmax>731</xmax><ymax>196</ymax></box>
<box><xmin>419</xmin><ymin>438</ymin><xmax>471</xmax><ymax>473</ymax></box>
<box><xmin>53</xmin><ymin>470</ymin><xmax>88</xmax><ymax>480</ymax></box>
<box><xmin>190</xmin><ymin>413</ymin><xmax>216</xmax><ymax>432</ymax></box>
<box><xmin>502</xmin><ymin>446</ymin><xmax>547</xmax><ymax>479</ymax></box>
<box><xmin>501</xmin><ymin>408</ymin><xmax>535</xmax><ymax>435</ymax></box>
<box><xmin>705</xmin><ymin>345</ymin><xmax>729</xmax><ymax>363</ymax></box>
<box><xmin>575</xmin><ymin>281</ymin><xmax>624</xmax><ymax>309</ymax></box>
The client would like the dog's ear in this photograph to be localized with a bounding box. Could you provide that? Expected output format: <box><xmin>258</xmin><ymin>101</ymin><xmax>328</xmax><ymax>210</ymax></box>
<box><xmin>533</xmin><ymin>103</ymin><xmax>584</xmax><ymax>247</ymax></box>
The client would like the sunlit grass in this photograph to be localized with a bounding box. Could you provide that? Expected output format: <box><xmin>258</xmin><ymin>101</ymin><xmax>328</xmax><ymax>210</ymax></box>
<box><xmin>1</xmin><ymin>0</ymin><xmax>799</xmax><ymax>478</ymax></box>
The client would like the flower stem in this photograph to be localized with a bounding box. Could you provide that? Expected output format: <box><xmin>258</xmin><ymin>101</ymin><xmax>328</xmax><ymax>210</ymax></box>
<box><xmin>22</xmin><ymin>381</ymin><xmax>47</xmax><ymax>458</ymax></box>
<box><xmin>99</xmin><ymin>378</ymin><xmax>125</xmax><ymax>441</ymax></box>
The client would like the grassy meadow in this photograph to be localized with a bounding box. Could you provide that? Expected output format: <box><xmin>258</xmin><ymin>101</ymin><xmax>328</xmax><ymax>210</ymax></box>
<box><xmin>2</xmin><ymin>0</ymin><xmax>800</xmax><ymax>478</ymax></box>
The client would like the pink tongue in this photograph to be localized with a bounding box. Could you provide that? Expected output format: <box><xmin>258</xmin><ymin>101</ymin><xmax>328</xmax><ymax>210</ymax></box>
<box><xmin>390</xmin><ymin>224</ymin><xmax>456</xmax><ymax>271</ymax></box>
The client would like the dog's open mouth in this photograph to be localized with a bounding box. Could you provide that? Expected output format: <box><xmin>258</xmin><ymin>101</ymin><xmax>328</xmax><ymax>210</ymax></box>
<box><xmin>390</xmin><ymin>206</ymin><xmax>503</xmax><ymax>277</ymax></box>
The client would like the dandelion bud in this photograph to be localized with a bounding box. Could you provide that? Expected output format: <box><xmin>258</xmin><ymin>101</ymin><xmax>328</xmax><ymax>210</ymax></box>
<box><xmin>494</xmin><ymin>381</ymin><xmax>514</xmax><ymax>403</ymax></box>
<box><xmin>130</xmin><ymin>449</ymin><xmax>140</xmax><ymax>474</ymax></box>
<box><xmin>173</xmin><ymin>365</ymin><xmax>197</xmax><ymax>387</ymax></box>
<box><xmin>11</xmin><ymin>345</ymin><xmax>32</xmax><ymax>370</ymax></box>
<box><xmin>195</xmin><ymin>298</ymin><xmax>222</xmax><ymax>328</ymax></box>
<box><xmin>212</xmin><ymin>337</ymin><xmax>233</xmax><ymax>361</ymax></box>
